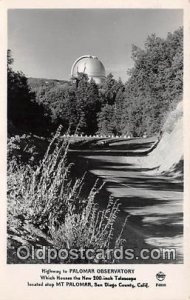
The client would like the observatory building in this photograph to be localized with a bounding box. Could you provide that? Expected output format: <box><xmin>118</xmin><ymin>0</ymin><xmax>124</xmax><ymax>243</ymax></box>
<box><xmin>71</xmin><ymin>55</ymin><xmax>106</xmax><ymax>85</ymax></box>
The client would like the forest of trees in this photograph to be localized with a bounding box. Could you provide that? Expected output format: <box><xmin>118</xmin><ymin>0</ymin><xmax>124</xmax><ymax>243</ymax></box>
<box><xmin>8</xmin><ymin>27</ymin><xmax>183</xmax><ymax>137</ymax></box>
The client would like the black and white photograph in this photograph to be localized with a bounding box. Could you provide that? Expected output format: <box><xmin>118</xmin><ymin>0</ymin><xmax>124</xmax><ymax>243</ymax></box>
<box><xmin>1</xmin><ymin>1</ymin><xmax>190</xmax><ymax>299</ymax></box>
<box><xmin>7</xmin><ymin>7</ymin><xmax>184</xmax><ymax>265</ymax></box>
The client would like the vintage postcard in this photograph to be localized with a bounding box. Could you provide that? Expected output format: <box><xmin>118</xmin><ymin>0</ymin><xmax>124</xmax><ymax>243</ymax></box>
<box><xmin>0</xmin><ymin>0</ymin><xmax>190</xmax><ymax>299</ymax></box>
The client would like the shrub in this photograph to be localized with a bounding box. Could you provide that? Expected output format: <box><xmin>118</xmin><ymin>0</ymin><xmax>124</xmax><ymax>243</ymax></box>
<box><xmin>7</xmin><ymin>134</ymin><xmax>49</xmax><ymax>166</ymax></box>
<box><xmin>7</xmin><ymin>127</ymin><xmax>127</xmax><ymax>263</ymax></box>
<box><xmin>52</xmin><ymin>194</ymin><xmax>126</xmax><ymax>263</ymax></box>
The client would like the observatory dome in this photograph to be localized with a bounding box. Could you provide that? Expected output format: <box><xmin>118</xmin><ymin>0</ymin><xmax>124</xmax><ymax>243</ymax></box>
<box><xmin>71</xmin><ymin>55</ymin><xmax>106</xmax><ymax>84</ymax></box>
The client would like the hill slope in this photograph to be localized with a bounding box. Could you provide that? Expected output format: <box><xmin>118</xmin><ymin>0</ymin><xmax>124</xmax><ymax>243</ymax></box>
<box><xmin>141</xmin><ymin>101</ymin><xmax>183</xmax><ymax>178</ymax></box>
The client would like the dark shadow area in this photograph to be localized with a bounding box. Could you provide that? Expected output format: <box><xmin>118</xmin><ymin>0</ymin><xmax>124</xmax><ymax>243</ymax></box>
<box><xmin>69</xmin><ymin>137</ymin><xmax>157</xmax><ymax>151</ymax></box>
<box><xmin>69</xmin><ymin>149</ymin><xmax>151</xmax><ymax>156</ymax></box>
<box><xmin>87</xmin><ymin>164</ymin><xmax>159</xmax><ymax>173</ymax></box>
<box><xmin>107</xmin><ymin>141</ymin><xmax>154</xmax><ymax>151</ymax></box>
<box><xmin>116</xmin><ymin>196</ymin><xmax>171</xmax><ymax>208</ymax></box>
<box><xmin>69</xmin><ymin>137</ymin><xmax>157</xmax><ymax>155</ymax></box>
<box><xmin>104</xmin><ymin>176</ymin><xmax>183</xmax><ymax>193</ymax></box>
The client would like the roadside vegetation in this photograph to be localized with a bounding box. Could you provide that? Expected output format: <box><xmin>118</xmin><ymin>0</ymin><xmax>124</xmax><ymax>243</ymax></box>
<box><xmin>7</xmin><ymin>127</ymin><xmax>126</xmax><ymax>263</ymax></box>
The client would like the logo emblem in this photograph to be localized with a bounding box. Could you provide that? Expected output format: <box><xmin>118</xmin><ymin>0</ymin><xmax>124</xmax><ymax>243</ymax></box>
<box><xmin>156</xmin><ymin>271</ymin><xmax>166</xmax><ymax>281</ymax></box>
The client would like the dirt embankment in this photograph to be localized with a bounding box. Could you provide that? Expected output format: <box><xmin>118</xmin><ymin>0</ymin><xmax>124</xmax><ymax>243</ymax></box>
<box><xmin>140</xmin><ymin>101</ymin><xmax>183</xmax><ymax>178</ymax></box>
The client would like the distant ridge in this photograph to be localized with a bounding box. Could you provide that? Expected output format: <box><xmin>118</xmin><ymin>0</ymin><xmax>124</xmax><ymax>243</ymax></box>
<box><xmin>27</xmin><ymin>77</ymin><xmax>69</xmax><ymax>89</ymax></box>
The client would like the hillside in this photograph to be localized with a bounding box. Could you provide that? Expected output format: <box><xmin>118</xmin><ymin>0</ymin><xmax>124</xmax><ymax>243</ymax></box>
<box><xmin>27</xmin><ymin>77</ymin><xmax>69</xmax><ymax>90</ymax></box>
<box><xmin>140</xmin><ymin>101</ymin><xmax>183</xmax><ymax>178</ymax></box>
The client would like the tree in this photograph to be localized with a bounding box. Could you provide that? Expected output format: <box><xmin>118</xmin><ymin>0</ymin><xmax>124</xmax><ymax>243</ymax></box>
<box><xmin>97</xmin><ymin>104</ymin><xmax>117</xmax><ymax>135</ymax></box>
<box><xmin>8</xmin><ymin>50</ymin><xmax>50</xmax><ymax>136</ymax></box>
<box><xmin>74</xmin><ymin>74</ymin><xmax>101</xmax><ymax>135</ymax></box>
<box><xmin>99</xmin><ymin>73</ymin><xmax>123</xmax><ymax>105</ymax></box>
<box><xmin>83</xmin><ymin>79</ymin><xmax>101</xmax><ymax>135</ymax></box>
<box><xmin>121</xmin><ymin>27</ymin><xmax>183</xmax><ymax>136</ymax></box>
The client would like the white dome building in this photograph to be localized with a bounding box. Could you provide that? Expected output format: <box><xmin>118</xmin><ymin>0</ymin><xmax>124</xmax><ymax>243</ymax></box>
<box><xmin>71</xmin><ymin>55</ymin><xmax>106</xmax><ymax>84</ymax></box>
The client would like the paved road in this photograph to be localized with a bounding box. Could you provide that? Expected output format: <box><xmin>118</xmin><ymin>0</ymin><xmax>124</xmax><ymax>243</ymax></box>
<box><xmin>77</xmin><ymin>140</ymin><xmax>183</xmax><ymax>263</ymax></box>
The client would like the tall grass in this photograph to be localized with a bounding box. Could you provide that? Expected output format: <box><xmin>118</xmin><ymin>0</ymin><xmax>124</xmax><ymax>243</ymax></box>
<box><xmin>8</xmin><ymin>126</ymin><xmax>71</xmax><ymax>230</ymax></box>
<box><xmin>7</xmin><ymin>127</ymin><xmax>127</xmax><ymax>263</ymax></box>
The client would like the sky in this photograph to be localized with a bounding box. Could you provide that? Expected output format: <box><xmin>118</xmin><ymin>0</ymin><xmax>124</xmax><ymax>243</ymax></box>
<box><xmin>8</xmin><ymin>9</ymin><xmax>183</xmax><ymax>82</ymax></box>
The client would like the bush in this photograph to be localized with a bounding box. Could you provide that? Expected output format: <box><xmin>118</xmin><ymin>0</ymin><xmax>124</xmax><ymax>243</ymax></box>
<box><xmin>7</xmin><ymin>134</ymin><xmax>49</xmax><ymax>166</ymax></box>
<box><xmin>7</xmin><ymin>127</ymin><xmax>127</xmax><ymax>263</ymax></box>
